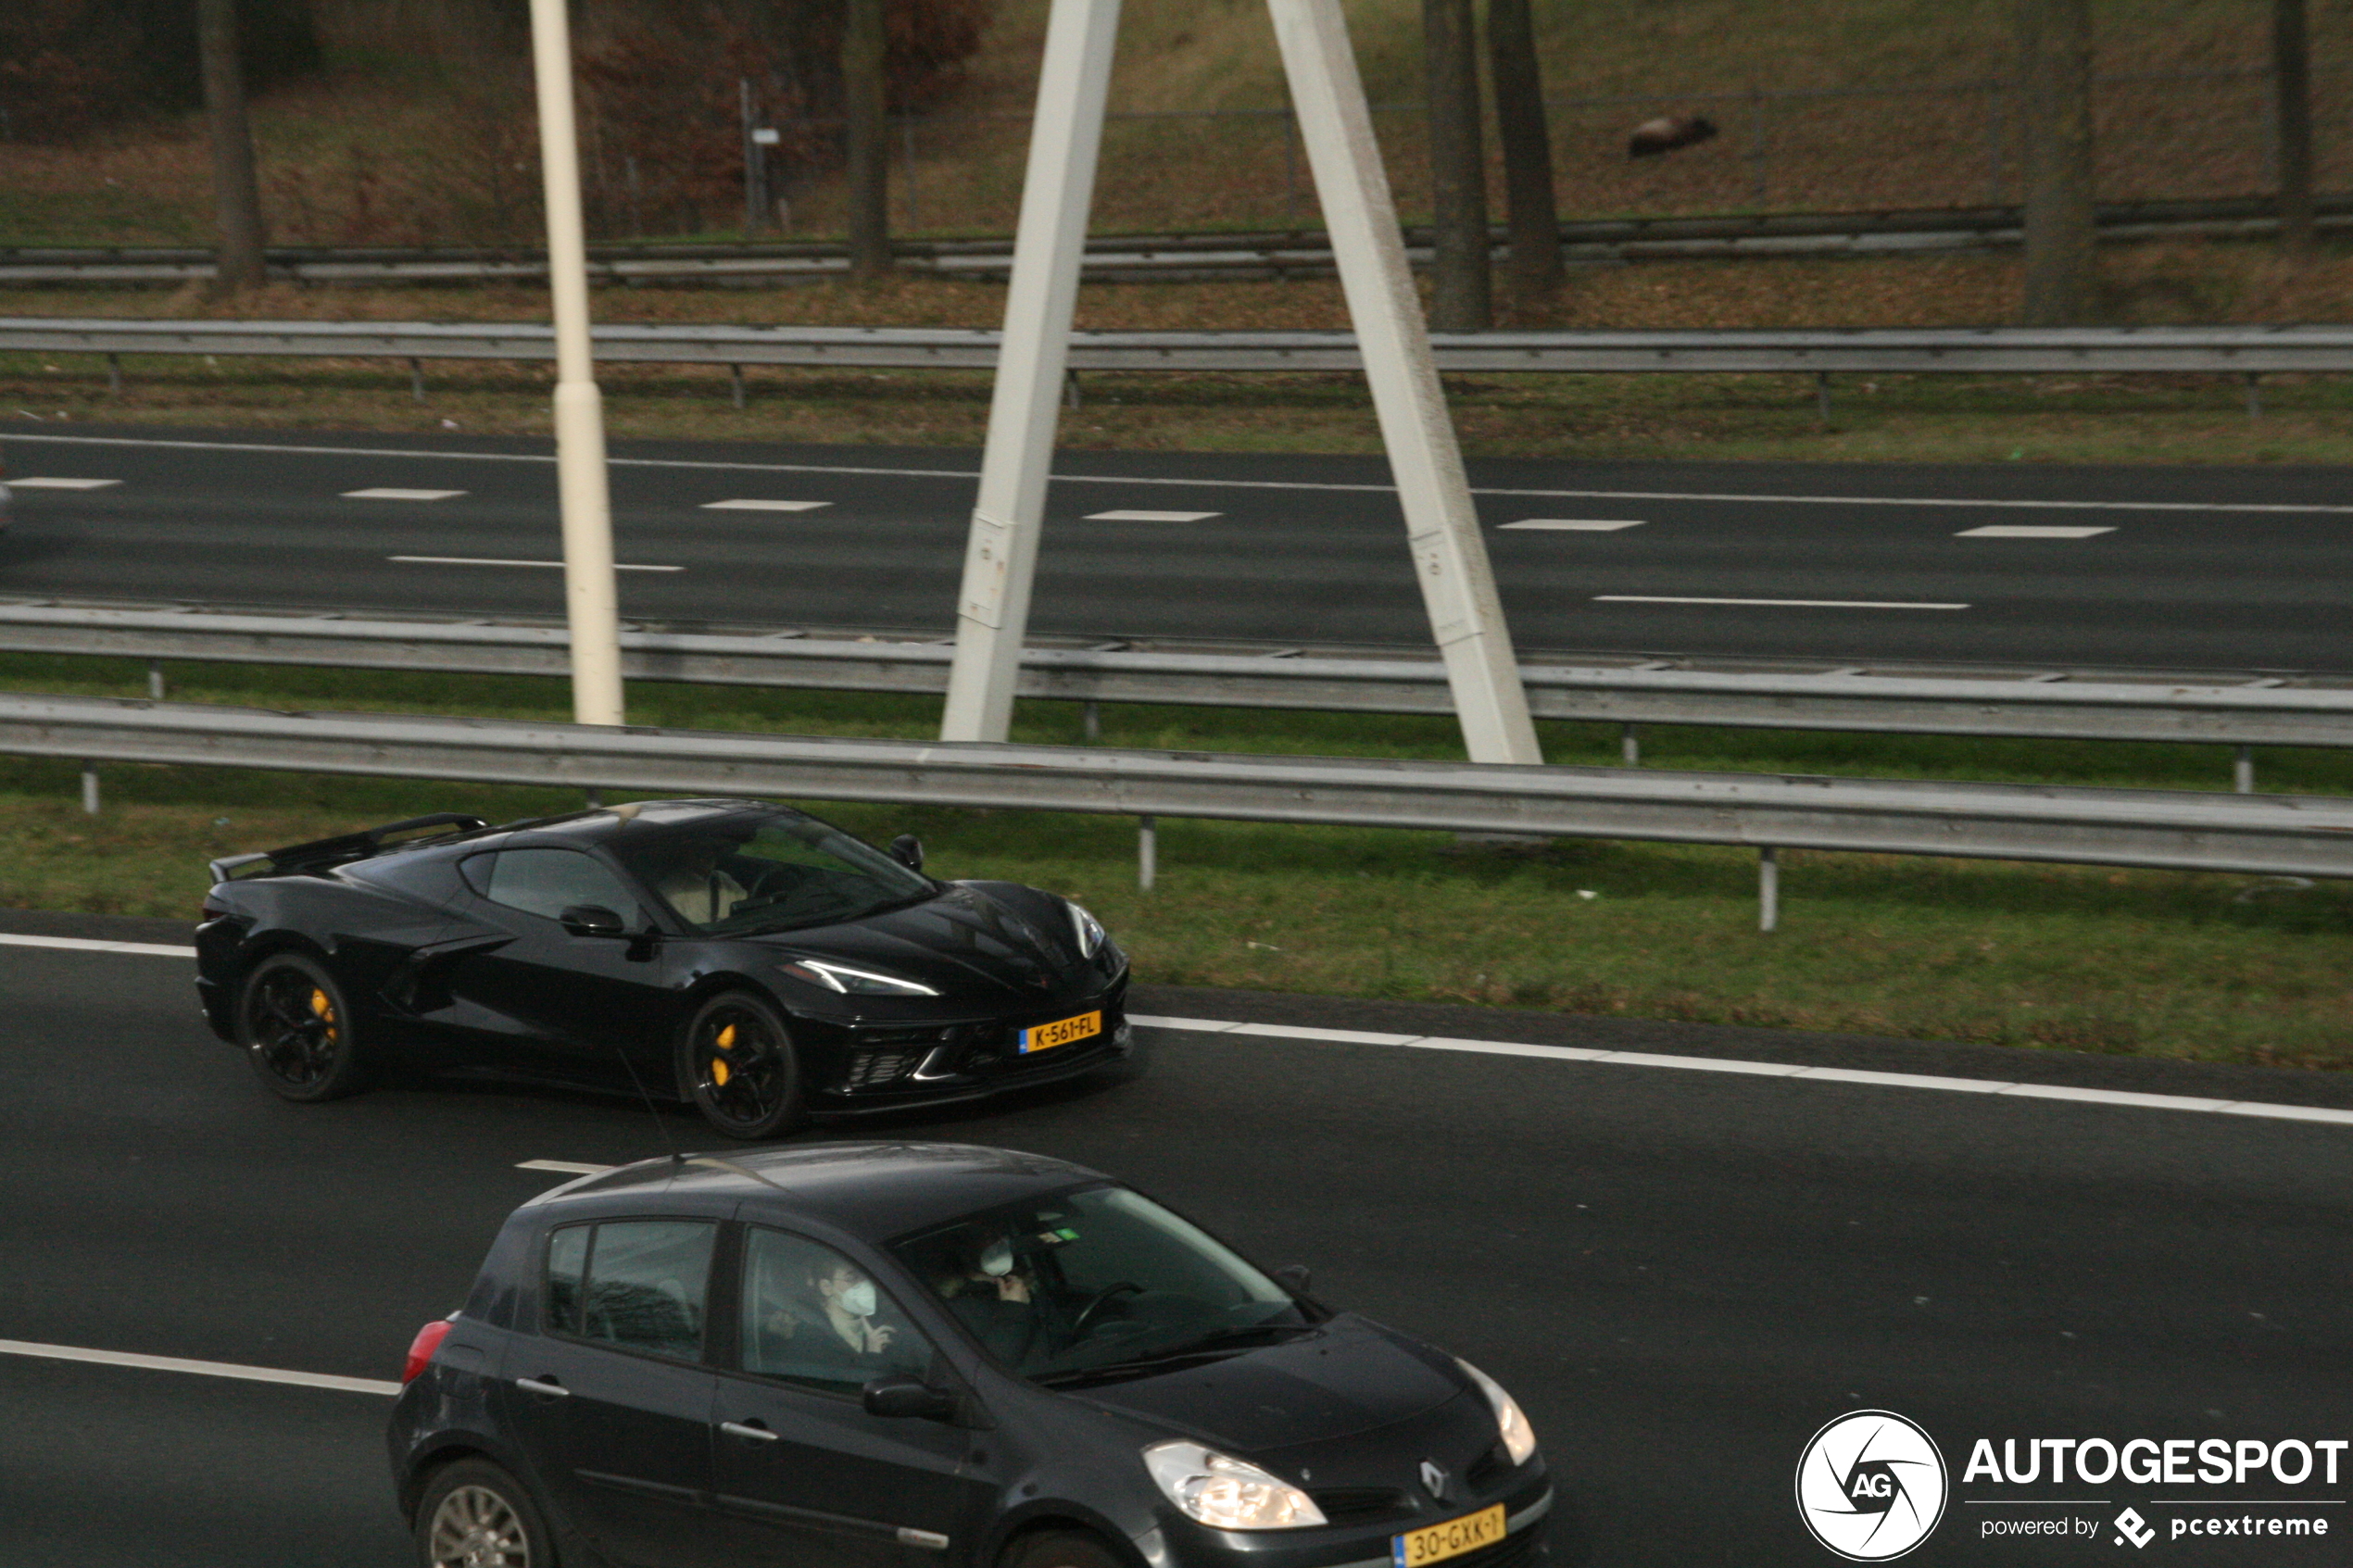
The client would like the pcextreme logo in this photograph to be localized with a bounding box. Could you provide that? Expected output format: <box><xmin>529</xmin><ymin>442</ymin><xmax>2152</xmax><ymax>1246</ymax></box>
<box><xmin>1796</xmin><ymin>1410</ymin><xmax>1951</xmax><ymax>1562</ymax></box>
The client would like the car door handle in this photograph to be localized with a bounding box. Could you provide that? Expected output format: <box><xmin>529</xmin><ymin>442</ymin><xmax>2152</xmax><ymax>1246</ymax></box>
<box><xmin>720</xmin><ymin>1420</ymin><xmax>780</xmax><ymax>1443</ymax></box>
<box><xmin>515</xmin><ymin>1376</ymin><xmax>571</xmax><ymax>1398</ymax></box>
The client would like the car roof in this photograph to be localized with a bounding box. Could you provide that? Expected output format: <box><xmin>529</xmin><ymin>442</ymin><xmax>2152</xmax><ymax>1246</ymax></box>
<box><xmin>533</xmin><ymin>1141</ymin><xmax>1108</xmax><ymax>1242</ymax></box>
<box><xmin>497</xmin><ymin>798</ymin><xmax>776</xmax><ymax>848</ymax></box>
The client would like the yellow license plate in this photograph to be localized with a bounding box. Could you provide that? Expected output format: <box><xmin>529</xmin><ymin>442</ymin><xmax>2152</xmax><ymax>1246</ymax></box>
<box><xmin>1392</xmin><ymin>1505</ymin><xmax>1505</xmax><ymax>1568</ymax></box>
<box><xmin>1018</xmin><ymin>1010</ymin><xmax>1101</xmax><ymax>1054</ymax></box>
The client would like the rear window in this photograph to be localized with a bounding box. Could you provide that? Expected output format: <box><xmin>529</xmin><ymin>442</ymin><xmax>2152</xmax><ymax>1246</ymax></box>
<box><xmin>544</xmin><ymin>1220</ymin><xmax>717</xmax><ymax>1362</ymax></box>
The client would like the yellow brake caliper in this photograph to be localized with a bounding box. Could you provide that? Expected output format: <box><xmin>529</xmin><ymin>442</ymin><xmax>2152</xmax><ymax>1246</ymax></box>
<box><xmin>711</xmin><ymin>1022</ymin><xmax>736</xmax><ymax>1086</ymax></box>
<box><xmin>310</xmin><ymin>987</ymin><xmax>338</xmax><ymax>1043</ymax></box>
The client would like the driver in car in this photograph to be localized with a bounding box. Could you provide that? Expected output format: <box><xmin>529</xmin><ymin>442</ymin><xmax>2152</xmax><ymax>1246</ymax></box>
<box><xmin>646</xmin><ymin>837</ymin><xmax>748</xmax><ymax>926</ymax></box>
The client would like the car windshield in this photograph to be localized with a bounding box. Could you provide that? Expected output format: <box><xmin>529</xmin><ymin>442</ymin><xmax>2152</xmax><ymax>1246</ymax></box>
<box><xmin>888</xmin><ymin>1185</ymin><xmax>1310</xmax><ymax>1385</ymax></box>
<box><xmin>610</xmin><ymin>811</ymin><xmax>934</xmax><ymax>936</ymax></box>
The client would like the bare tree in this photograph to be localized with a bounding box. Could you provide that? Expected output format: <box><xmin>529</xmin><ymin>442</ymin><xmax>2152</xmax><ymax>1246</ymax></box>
<box><xmin>2273</xmin><ymin>0</ymin><xmax>2315</xmax><ymax>260</ymax></box>
<box><xmin>198</xmin><ymin>0</ymin><xmax>268</xmax><ymax>293</ymax></box>
<box><xmin>842</xmin><ymin>0</ymin><xmax>890</xmax><ymax>279</ymax></box>
<box><xmin>2017</xmin><ymin>0</ymin><xmax>2096</xmax><ymax>324</ymax></box>
<box><xmin>1424</xmin><ymin>0</ymin><xmax>1490</xmax><ymax>331</ymax></box>
<box><xmin>1486</xmin><ymin>0</ymin><xmax>1562</xmax><ymax>303</ymax></box>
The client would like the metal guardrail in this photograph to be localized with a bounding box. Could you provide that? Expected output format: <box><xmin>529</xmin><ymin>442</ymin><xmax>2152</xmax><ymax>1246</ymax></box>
<box><xmin>4</xmin><ymin>696</ymin><xmax>2350</xmax><ymax>920</ymax></box>
<box><xmin>1</xmin><ymin>601</ymin><xmax>2347</xmax><ymax>759</ymax></box>
<box><xmin>6</xmin><ymin>319</ymin><xmax>2352</xmax><ymax>385</ymax></box>
<box><xmin>4</xmin><ymin>194</ymin><xmax>2348</xmax><ymax>284</ymax></box>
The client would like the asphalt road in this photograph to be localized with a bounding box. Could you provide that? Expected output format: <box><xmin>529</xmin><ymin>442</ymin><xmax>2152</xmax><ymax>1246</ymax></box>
<box><xmin>4</xmin><ymin>908</ymin><xmax>2348</xmax><ymax>1567</ymax></box>
<box><xmin>5</xmin><ymin>425</ymin><xmax>2352</xmax><ymax>671</ymax></box>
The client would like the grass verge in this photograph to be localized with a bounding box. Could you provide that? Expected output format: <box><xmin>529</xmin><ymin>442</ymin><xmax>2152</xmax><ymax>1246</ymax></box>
<box><xmin>2</xmin><ymin>653</ymin><xmax>2347</xmax><ymax>1071</ymax></box>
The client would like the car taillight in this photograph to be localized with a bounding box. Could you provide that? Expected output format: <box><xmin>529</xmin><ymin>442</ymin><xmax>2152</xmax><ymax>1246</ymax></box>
<box><xmin>402</xmin><ymin>1318</ymin><xmax>455</xmax><ymax>1385</ymax></box>
<box><xmin>200</xmin><ymin>904</ymin><xmax>228</xmax><ymax>923</ymax></box>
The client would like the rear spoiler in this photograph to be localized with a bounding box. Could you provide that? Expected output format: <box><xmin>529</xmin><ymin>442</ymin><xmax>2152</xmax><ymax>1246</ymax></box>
<box><xmin>208</xmin><ymin>812</ymin><xmax>490</xmax><ymax>885</ymax></box>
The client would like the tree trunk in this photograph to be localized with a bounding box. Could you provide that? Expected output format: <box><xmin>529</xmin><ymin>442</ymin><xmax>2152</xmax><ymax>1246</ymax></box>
<box><xmin>2017</xmin><ymin>0</ymin><xmax>2096</xmax><ymax>325</ymax></box>
<box><xmin>197</xmin><ymin>0</ymin><xmax>268</xmax><ymax>294</ymax></box>
<box><xmin>2273</xmin><ymin>0</ymin><xmax>2315</xmax><ymax>260</ymax></box>
<box><xmin>842</xmin><ymin>0</ymin><xmax>890</xmax><ymax>280</ymax></box>
<box><xmin>1486</xmin><ymin>0</ymin><xmax>1561</xmax><ymax>304</ymax></box>
<box><xmin>1424</xmin><ymin>0</ymin><xmax>1490</xmax><ymax>331</ymax></box>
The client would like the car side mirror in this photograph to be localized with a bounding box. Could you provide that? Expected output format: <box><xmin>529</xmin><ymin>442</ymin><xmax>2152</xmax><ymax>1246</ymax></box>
<box><xmin>887</xmin><ymin>834</ymin><xmax>925</xmax><ymax>872</ymax></box>
<box><xmin>1272</xmin><ymin>1264</ymin><xmax>1312</xmax><ymax>1296</ymax></box>
<box><xmin>862</xmin><ymin>1374</ymin><xmax>958</xmax><ymax>1422</ymax></box>
<box><xmin>560</xmin><ymin>904</ymin><xmax>627</xmax><ymax>937</ymax></box>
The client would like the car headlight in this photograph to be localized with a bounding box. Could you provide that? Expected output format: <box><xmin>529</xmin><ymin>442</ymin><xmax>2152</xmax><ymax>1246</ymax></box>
<box><xmin>781</xmin><ymin>960</ymin><xmax>939</xmax><ymax>997</ymax></box>
<box><xmin>1067</xmin><ymin>901</ymin><xmax>1107</xmax><ymax>960</ymax></box>
<box><xmin>1142</xmin><ymin>1440</ymin><xmax>1327</xmax><ymax>1530</ymax></box>
<box><xmin>1455</xmin><ymin>1358</ymin><xmax>1538</xmax><ymax>1466</ymax></box>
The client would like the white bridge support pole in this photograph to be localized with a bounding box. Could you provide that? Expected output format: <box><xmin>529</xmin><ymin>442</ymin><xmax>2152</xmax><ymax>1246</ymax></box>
<box><xmin>1265</xmin><ymin>0</ymin><xmax>1540</xmax><ymax>764</ymax></box>
<box><xmin>528</xmin><ymin>0</ymin><xmax>625</xmax><ymax>727</ymax></box>
<box><xmin>940</xmin><ymin>0</ymin><xmax>1121</xmax><ymax>742</ymax></box>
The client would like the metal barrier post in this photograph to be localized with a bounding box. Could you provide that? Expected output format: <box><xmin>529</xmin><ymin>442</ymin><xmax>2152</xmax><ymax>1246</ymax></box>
<box><xmin>80</xmin><ymin>763</ymin><xmax>98</xmax><ymax>816</ymax></box>
<box><xmin>1139</xmin><ymin>814</ymin><xmax>1157</xmax><ymax>890</ymax></box>
<box><xmin>146</xmin><ymin>661</ymin><xmax>165</xmax><ymax>700</ymax></box>
<box><xmin>1758</xmin><ymin>845</ymin><xmax>1779</xmax><ymax>932</ymax></box>
<box><xmin>2236</xmin><ymin>745</ymin><xmax>2257</xmax><ymax>793</ymax></box>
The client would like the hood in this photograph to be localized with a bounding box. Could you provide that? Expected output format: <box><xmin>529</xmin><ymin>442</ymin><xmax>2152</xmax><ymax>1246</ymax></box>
<box><xmin>1067</xmin><ymin>1315</ymin><xmax>1467</xmax><ymax>1455</ymax></box>
<box><xmin>745</xmin><ymin>883</ymin><xmax>1085</xmax><ymax>1001</ymax></box>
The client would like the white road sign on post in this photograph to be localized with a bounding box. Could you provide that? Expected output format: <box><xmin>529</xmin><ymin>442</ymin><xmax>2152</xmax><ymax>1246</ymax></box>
<box><xmin>527</xmin><ymin>0</ymin><xmax>625</xmax><ymax>727</ymax></box>
<box><xmin>940</xmin><ymin>0</ymin><xmax>1538</xmax><ymax>763</ymax></box>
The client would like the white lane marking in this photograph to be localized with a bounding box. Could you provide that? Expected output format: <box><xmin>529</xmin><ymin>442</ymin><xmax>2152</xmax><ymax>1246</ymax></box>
<box><xmin>6</xmin><ymin>433</ymin><xmax>2348</xmax><ymax>513</ymax></box>
<box><xmin>1086</xmin><ymin>509</ymin><xmax>1222</xmax><ymax>522</ymax></box>
<box><xmin>702</xmin><ymin>498</ymin><xmax>831</xmax><ymax>511</ymax></box>
<box><xmin>1502</xmin><ymin>519</ymin><xmax>1645</xmax><ymax>531</ymax></box>
<box><xmin>1593</xmin><ymin>595</ymin><xmax>1971</xmax><ymax>610</ymax></box>
<box><xmin>387</xmin><ymin>555</ymin><xmax>683</xmax><ymax>572</ymax></box>
<box><xmin>1957</xmin><ymin>524</ymin><xmax>2117</xmax><ymax>538</ymax></box>
<box><xmin>8</xmin><ymin>476</ymin><xmax>120</xmax><ymax>490</ymax></box>
<box><xmin>517</xmin><ymin>1160</ymin><xmax>616</xmax><ymax>1175</ymax></box>
<box><xmin>0</xmin><ymin>932</ymin><xmax>196</xmax><ymax>958</ymax></box>
<box><xmin>0</xmin><ymin>1337</ymin><xmax>400</xmax><ymax>1397</ymax></box>
<box><xmin>342</xmin><ymin>487</ymin><xmax>466</xmax><ymax>501</ymax></box>
<box><xmin>1127</xmin><ymin>1014</ymin><xmax>2353</xmax><ymax>1127</ymax></box>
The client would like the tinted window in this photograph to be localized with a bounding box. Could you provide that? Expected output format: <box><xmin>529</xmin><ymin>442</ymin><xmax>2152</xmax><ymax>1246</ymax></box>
<box><xmin>890</xmin><ymin>1185</ymin><xmax>1300</xmax><ymax>1381</ymax></box>
<box><xmin>545</xmin><ymin>1220</ymin><xmax>716</xmax><ymax>1361</ymax></box>
<box><xmin>740</xmin><ymin>1227</ymin><xmax>931</xmax><ymax>1394</ymax></box>
<box><xmin>609</xmin><ymin>811</ymin><xmax>931</xmax><ymax>936</ymax></box>
<box><xmin>480</xmin><ymin>848</ymin><xmax>642</xmax><ymax>924</ymax></box>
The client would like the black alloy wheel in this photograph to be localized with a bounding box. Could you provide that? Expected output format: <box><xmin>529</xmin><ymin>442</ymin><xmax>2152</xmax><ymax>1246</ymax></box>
<box><xmin>678</xmin><ymin>991</ymin><xmax>804</xmax><ymax>1139</ymax></box>
<box><xmin>237</xmin><ymin>952</ymin><xmax>369</xmax><ymax>1102</ymax></box>
<box><xmin>414</xmin><ymin>1458</ymin><xmax>554</xmax><ymax>1568</ymax></box>
<box><xmin>1003</xmin><ymin>1530</ymin><xmax>1126</xmax><ymax>1568</ymax></box>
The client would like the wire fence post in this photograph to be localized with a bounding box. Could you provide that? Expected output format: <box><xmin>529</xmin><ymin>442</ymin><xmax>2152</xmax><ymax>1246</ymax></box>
<box><xmin>1758</xmin><ymin>845</ymin><xmax>1779</xmax><ymax>932</ymax></box>
<box><xmin>1138</xmin><ymin>814</ymin><xmax>1157</xmax><ymax>890</ymax></box>
<box><xmin>80</xmin><ymin>763</ymin><xmax>99</xmax><ymax>816</ymax></box>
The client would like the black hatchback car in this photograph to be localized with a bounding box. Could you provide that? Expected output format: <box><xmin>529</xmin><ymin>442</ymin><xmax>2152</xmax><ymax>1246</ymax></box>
<box><xmin>196</xmin><ymin>799</ymin><xmax>1131</xmax><ymax>1137</ymax></box>
<box><xmin>391</xmin><ymin>1143</ymin><xmax>1551</xmax><ymax>1568</ymax></box>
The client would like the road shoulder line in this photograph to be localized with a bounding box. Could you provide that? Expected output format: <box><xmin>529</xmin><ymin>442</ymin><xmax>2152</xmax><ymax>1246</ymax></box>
<box><xmin>0</xmin><ymin>932</ymin><xmax>198</xmax><ymax>959</ymax></box>
<box><xmin>1129</xmin><ymin>1013</ymin><xmax>2353</xmax><ymax>1127</ymax></box>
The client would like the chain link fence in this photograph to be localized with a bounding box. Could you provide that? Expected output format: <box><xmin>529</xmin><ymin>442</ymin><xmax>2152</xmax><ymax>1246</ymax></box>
<box><xmin>709</xmin><ymin>65</ymin><xmax>2347</xmax><ymax>244</ymax></box>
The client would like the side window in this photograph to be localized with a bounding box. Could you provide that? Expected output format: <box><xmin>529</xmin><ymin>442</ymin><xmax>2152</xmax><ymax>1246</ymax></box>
<box><xmin>740</xmin><ymin>1227</ymin><xmax>932</xmax><ymax>1395</ymax></box>
<box><xmin>480</xmin><ymin>848</ymin><xmax>642</xmax><ymax>925</ymax></box>
<box><xmin>544</xmin><ymin>1220</ymin><xmax>716</xmax><ymax>1362</ymax></box>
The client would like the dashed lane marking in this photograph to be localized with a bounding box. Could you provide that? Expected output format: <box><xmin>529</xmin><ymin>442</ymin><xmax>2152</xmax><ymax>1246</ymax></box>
<box><xmin>701</xmin><ymin>499</ymin><xmax>831</xmax><ymax>511</ymax></box>
<box><xmin>1086</xmin><ymin>509</ymin><xmax>1222</xmax><ymax>521</ymax></box>
<box><xmin>1128</xmin><ymin>1014</ymin><xmax>2353</xmax><ymax>1128</ymax></box>
<box><xmin>1957</xmin><ymin>525</ymin><xmax>2117</xmax><ymax>539</ymax></box>
<box><xmin>518</xmin><ymin>1160</ymin><xmax>616</xmax><ymax>1175</ymax></box>
<box><xmin>0</xmin><ymin>932</ymin><xmax>197</xmax><ymax>958</ymax></box>
<box><xmin>387</xmin><ymin>555</ymin><xmax>684</xmax><ymax>571</ymax></box>
<box><xmin>8</xmin><ymin>476</ymin><xmax>120</xmax><ymax>490</ymax></box>
<box><xmin>341</xmin><ymin>487</ymin><xmax>466</xmax><ymax>501</ymax></box>
<box><xmin>1593</xmin><ymin>595</ymin><xmax>1971</xmax><ymax>610</ymax></box>
<box><xmin>10</xmin><ymin>433</ymin><xmax>2348</xmax><ymax>513</ymax></box>
<box><xmin>1501</xmin><ymin>519</ymin><xmax>1645</xmax><ymax>531</ymax></box>
<box><xmin>0</xmin><ymin>1337</ymin><xmax>400</xmax><ymax>1397</ymax></box>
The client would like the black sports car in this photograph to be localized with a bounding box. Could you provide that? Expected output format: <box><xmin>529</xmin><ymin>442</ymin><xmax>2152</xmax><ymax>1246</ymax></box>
<box><xmin>195</xmin><ymin>799</ymin><xmax>1132</xmax><ymax>1135</ymax></box>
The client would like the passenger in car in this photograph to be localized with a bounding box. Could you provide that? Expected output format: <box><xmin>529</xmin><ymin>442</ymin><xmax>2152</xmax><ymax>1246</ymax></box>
<box><xmin>644</xmin><ymin>838</ymin><xmax>748</xmax><ymax>926</ymax></box>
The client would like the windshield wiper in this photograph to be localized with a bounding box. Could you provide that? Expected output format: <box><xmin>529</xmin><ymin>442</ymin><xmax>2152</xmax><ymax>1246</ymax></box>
<box><xmin>1033</xmin><ymin>1321</ymin><xmax>1317</xmax><ymax>1388</ymax></box>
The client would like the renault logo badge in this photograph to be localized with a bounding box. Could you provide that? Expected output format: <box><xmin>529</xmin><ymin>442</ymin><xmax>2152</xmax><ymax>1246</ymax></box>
<box><xmin>1419</xmin><ymin>1461</ymin><xmax>1449</xmax><ymax>1500</ymax></box>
